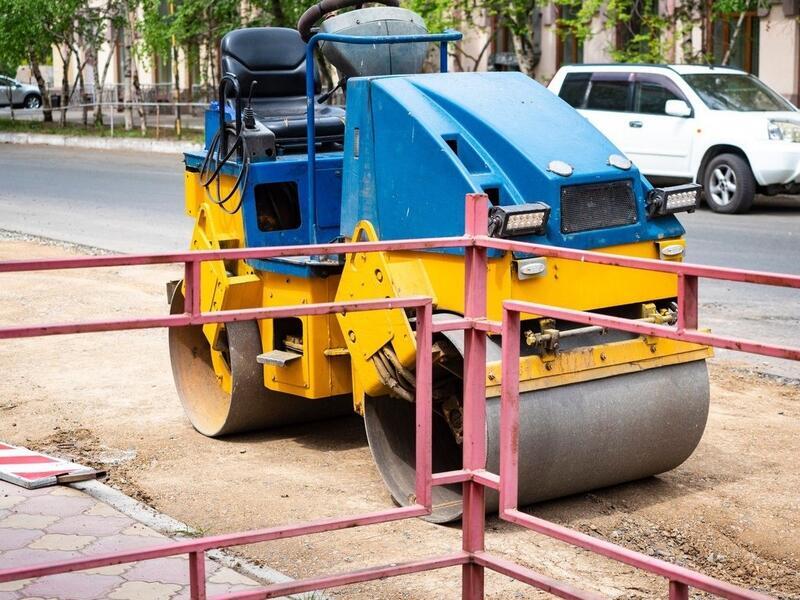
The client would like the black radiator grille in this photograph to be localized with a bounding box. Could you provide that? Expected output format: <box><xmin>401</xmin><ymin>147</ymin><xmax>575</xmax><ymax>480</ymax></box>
<box><xmin>560</xmin><ymin>180</ymin><xmax>638</xmax><ymax>233</ymax></box>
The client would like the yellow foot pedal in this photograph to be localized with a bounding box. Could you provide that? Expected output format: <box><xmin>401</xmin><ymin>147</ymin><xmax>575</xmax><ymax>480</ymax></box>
<box><xmin>257</xmin><ymin>350</ymin><xmax>302</xmax><ymax>367</ymax></box>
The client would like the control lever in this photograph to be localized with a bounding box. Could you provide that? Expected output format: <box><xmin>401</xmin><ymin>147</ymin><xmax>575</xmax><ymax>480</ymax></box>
<box><xmin>243</xmin><ymin>81</ymin><xmax>258</xmax><ymax>129</ymax></box>
<box><xmin>317</xmin><ymin>78</ymin><xmax>345</xmax><ymax>104</ymax></box>
<box><xmin>239</xmin><ymin>79</ymin><xmax>276</xmax><ymax>162</ymax></box>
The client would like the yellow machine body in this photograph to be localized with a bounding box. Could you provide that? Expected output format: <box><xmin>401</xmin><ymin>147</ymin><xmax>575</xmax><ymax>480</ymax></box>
<box><xmin>184</xmin><ymin>172</ymin><xmax>708</xmax><ymax>414</ymax></box>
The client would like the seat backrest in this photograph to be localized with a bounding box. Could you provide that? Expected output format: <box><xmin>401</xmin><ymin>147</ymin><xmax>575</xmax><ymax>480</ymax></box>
<box><xmin>220</xmin><ymin>27</ymin><xmax>320</xmax><ymax>99</ymax></box>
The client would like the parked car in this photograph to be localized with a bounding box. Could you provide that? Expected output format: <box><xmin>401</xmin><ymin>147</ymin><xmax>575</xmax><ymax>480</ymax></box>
<box><xmin>548</xmin><ymin>64</ymin><xmax>800</xmax><ymax>213</ymax></box>
<box><xmin>0</xmin><ymin>76</ymin><xmax>42</xmax><ymax>109</ymax></box>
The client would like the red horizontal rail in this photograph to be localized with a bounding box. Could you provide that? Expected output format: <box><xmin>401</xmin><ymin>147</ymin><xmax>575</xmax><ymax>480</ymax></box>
<box><xmin>0</xmin><ymin>296</ymin><xmax>432</xmax><ymax>340</ymax></box>
<box><xmin>4</xmin><ymin>232</ymin><xmax>798</xmax><ymax>291</ymax></box>
<box><xmin>472</xmin><ymin>552</ymin><xmax>602</xmax><ymax>600</ymax></box>
<box><xmin>480</xmin><ymin>236</ymin><xmax>800</xmax><ymax>289</ymax></box>
<box><xmin>212</xmin><ymin>552</ymin><xmax>470</xmax><ymax>600</ymax></box>
<box><xmin>0</xmin><ymin>237</ymin><xmax>469</xmax><ymax>273</ymax></box>
<box><xmin>502</xmin><ymin>509</ymin><xmax>772</xmax><ymax>600</ymax></box>
<box><xmin>429</xmin><ymin>468</ymin><xmax>500</xmax><ymax>490</ymax></box>
<box><xmin>505</xmin><ymin>299</ymin><xmax>800</xmax><ymax>362</ymax></box>
<box><xmin>0</xmin><ymin>505</ymin><xmax>428</xmax><ymax>584</ymax></box>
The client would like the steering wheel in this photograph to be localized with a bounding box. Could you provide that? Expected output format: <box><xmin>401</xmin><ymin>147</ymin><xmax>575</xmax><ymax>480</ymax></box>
<box><xmin>297</xmin><ymin>0</ymin><xmax>400</xmax><ymax>42</ymax></box>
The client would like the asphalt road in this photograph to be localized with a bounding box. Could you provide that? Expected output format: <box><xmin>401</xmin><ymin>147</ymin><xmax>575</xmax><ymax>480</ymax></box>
<box><xmin>1</xmin><ymin>144</ymin><xmax>798</xmax><ymax>378</ymax></box>
<box><xmin>0</xmin><ymin>144</ymin><xmax>189</xmax><ymax>252</ymax></box>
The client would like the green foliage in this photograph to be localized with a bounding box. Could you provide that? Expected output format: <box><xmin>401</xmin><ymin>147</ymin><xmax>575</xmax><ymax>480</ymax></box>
<box><xmin>712</xmin><ymin>0</ymin><xmax>760</xmax><ymax>15</ymax></box>
<box><xmin>488</xmin><ymin>0</ymin><xmax>537</xmax><ymax>38</ymax></box>
<box><xmin>553</xmin><ymin>0</ymin><xmax>772</xmax><ymax>65</ymax></box>
<box><xmin>0</xmin><ymin>59</ymin><xmax>18</xmax><ymax>77</ymax></box>
<box><xmin>404</xmin><ymin>0</ymin><xmax>465</xmax><ymax>33</ymax></box>
<box><xmin>0</xmin><ymin>0</ymin><xmax>53</xmax><ymax>69</ymax></box>
<box><xmin>554</xmin><ymin>0</ymin><xmax>669</xmax><ymax>63</ymax></box>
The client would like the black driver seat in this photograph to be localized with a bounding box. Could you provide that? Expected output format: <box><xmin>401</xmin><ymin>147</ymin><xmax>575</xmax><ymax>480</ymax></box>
<box><xmin>220</xmin><ymin>27</ymin><xmax>345</xmax><ymax>148</ymax></box>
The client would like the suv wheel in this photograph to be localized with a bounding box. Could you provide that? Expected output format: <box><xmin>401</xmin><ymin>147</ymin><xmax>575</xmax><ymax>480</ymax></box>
<box><xmin>702</xmin><ymin>153</ymin><xmax>755</xmax><ymax>214</ymax></box>
<box><xmin>23</xmin><ymin>94</ymin><xmax>42</xmax><ymax>109</ymax></box>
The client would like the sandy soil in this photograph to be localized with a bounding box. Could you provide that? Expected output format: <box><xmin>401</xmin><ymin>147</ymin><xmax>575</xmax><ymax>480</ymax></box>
<box><xmin>0</xmin><ymin>238</ymin><xmax>798</xmax><ymax>599</ymax></box>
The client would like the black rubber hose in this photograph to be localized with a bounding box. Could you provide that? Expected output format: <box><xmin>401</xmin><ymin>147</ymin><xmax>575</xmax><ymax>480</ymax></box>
<box><xmin>199</xmin><ymin>124</ymin><xmax>250</xmax><ymax>215</ymax></box>
<box><xmin>297</xmin><ymin>0</ymin><xmax>400</xmax><ymax>42</ymax></box>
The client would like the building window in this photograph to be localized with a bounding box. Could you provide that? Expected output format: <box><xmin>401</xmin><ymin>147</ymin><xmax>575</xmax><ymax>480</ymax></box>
<box><xmin>556</xmin><ymin>5</ymin><xmax>583</xmax><ymax>67</ymax></box>
<box><xmin>708</xmin><ymin>13</ymin><xmax>760</xmax><ymax>74</ymax></box>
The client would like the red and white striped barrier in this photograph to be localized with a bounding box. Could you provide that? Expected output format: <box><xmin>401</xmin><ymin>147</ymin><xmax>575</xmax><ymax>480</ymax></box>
<box><xmin>0</xmin><ymin>442</ymin><xmax>98</xmax><ymax>489</ymax></box>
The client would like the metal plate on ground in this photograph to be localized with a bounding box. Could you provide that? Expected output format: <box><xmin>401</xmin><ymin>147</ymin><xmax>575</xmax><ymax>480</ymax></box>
<box><xmin>0</xmin><ymin>442</ymin><xmax>102</xmax><ymax>489</ymax></box>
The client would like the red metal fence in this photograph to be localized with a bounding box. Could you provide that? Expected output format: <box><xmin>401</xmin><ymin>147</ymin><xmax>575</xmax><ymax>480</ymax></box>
<box><xmin>0</xmin><ymin>193</ymin><xmax>797</xmax><ymax>599</ymax></box>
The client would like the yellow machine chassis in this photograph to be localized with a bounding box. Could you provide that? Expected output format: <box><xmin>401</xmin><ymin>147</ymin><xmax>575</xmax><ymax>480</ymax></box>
<box><xmin>184</xmin><ymin>171</ymin><xmax>708</xmax><ymax>414</ymax></box>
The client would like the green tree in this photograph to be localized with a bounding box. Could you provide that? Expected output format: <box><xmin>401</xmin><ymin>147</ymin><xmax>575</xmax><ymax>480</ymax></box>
<box><xmin>0</xmin><ymin>0</ymin><xmax>58</xmax><ymax>121</ymax></box>
<box><xmin>552</xmin><ymin>0</ymin><xmax>771</xmax><ymax>66</ymax></box>
<box><xmin>554</xmin><ymin>0</ymin><xmax>669</xmax><ymax>63</ymax></box>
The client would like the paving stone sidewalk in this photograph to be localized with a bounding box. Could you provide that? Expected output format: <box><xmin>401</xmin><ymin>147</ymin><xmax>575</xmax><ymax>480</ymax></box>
<box><xmin>0</xmin><ymin>480</ymin><xmax>262</xmax><ymax>599</ymax></box>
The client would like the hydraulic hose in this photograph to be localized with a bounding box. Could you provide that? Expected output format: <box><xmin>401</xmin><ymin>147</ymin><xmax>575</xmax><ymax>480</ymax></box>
<box><xmin>297</xmin><ymin>0</ymin><xmax>400</xmax><ymax>42</ymax></box>
<box><xmin>199</xmin><ymin>73</ymin><xmax>250</xmax><ymax>215</ymax></box>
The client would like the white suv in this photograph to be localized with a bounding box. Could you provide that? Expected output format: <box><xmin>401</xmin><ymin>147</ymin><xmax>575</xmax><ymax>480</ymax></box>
<box><xmin>548</xmin><ymin>65</ymin><xmax>800</xmax><ymax>213</ymax></box>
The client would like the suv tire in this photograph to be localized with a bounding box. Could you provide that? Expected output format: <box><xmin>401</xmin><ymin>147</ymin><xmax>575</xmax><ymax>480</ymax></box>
<box><xmin>23</xmin><ymin>94</ymin><xmax>42</xmax><ymax>109</ymax></box>
<box><xmin>702</xmin><ymin>153</ymin><xmax>755</xmax><ymax>214</ymax></box>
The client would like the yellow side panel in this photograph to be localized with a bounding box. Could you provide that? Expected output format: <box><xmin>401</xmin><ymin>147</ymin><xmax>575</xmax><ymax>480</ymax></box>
<box><xmin>335</xmin><ymin>222</ymin><xmax>428</xmax><ymax>397</ymax></box>
<box><xmin>184</xmin><ymin>169</ymin><xmax>352</xmax><ymax>401</ymax></box>
<box><xmin>258</xmin><ymin>273</ymin><xmax>352</xmax><ymax>399</ymax></box>
<box><xmin>389</xmin><ymin>239</ymin><xmax>684</xmax><ymax>321</ymax></box>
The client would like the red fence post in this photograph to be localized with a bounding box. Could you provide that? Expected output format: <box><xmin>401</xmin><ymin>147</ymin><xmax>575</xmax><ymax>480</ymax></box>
<box><xmin>189</xmin><ymin>550</ymin><xmax>206</xmax><ymax>599</ymax></box>
<box><xmin>499</xmin><ymin>305</ymin><xmax>521</xmax><ymax>514</ymax></box>
<box><xmin>415</xmin><ymin>301</ymin><xmax>434</xmax><ymax>510</ymax></box>
<box><xmin>677</xmin><ymin>274</ymin><xmax>699</xmax><ymax>331</ymax></box>
<box><xmin>184</xmin><ymin>260</ymin><xmax>201</xmax><ymax>319</ymax></box>
<box><xmin>462</xmin><ymin>193</ymin><xmax>489</xmax><ymax>600</ymax></box>
<box><xmin>669</xmin><ymin>580</ymin><xmax>689</xmax><ymax>600</ymax></box>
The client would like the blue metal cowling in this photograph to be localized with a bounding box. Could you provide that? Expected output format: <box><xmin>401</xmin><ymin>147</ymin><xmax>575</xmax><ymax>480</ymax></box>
<box><xmin>340</xmin><ymin>71</ymin><xmax>684</xmax><ymax>250</ymax></box>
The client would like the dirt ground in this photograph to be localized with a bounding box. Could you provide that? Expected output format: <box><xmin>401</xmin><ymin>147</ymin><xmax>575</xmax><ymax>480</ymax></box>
<box><xmin>0</xmin><ymin>238</ymin><xmax>798</xmax><ymax>599</ymax></box>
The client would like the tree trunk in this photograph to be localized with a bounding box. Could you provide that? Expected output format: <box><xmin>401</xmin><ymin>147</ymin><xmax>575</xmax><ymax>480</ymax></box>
<box><xmin>4</xmin><ymin>85</ymin><xmax>14</xmax><ymax>121</ymax></box>
<box><xmin>95</xmin><ymin>29</ymin><xmax>120</xmax><ymax>126</ymax></box>
<box><xmin>78</xmin><ymin>60</ymin><xmax>88</xmax><ymax>127</ymax></box>
<box><xmin>29</xmin><ymin>54</ymin><xmax>53</xmax><ymax>122</ymax></box>
<box><xmin>88</xmin><ymin>43</ymin><xmax>101</xmax><ymax>126</ymax></box>
<box><xmin>207</xmin><ymin>18</ymin><xmax>218</xmax><ymax>99</ymax></box>
<box><xmin>122</xmin><ymin>20</ymin><xmax>133</xmax><ymax>130</ymax></box>
<box><xmin>60</xmin><ymin>46</ymin><xmax>72</xmax><ymax>126</ymax></box>
<box><xmin>512</xmin><ymin>34</ymin><xmax>537</xmax><ymax>77</ymax></box>
<box><xmin>173</xmin><ymin>45</ymin><xmax>182</xmax><ymax>138</ymax></box>
<box><xmin>132</xmin><ymin>62</ymin><xmax>147</xmax><ymax>134</ymax></box>
<box><xmin>269</xmin><ymin>0</ymin><xmax>287</xmax><ymax>26</ymax></box>
<box><xmin>721</xmin><ymin>10</ymin><xmax>747</xmax><ymax>66</ymax></box>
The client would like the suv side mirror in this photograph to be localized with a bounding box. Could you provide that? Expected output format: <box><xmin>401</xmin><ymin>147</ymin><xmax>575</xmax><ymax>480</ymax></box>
<box><xmin>665</xmin><ymin>99</ymin><xmax>692</xmax><ymax>118</ymax></box>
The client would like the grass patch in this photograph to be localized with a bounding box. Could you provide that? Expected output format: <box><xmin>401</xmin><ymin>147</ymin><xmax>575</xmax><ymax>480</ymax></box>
<box><xmin>0</xmin><ymin>117</ymin><xmax>203</xmax><ymax>143</ymax></box>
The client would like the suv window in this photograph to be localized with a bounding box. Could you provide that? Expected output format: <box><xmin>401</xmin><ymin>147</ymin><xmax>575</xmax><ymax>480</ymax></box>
<box><xmin>558</xmin><ymin>73</ymin><xmax>590</xmax><ymax>108</ymax></box>
<box><xmin>0</xmin><ymin>77</ymin><xmax>12</xmax><ymax>87</ymax></box>
<box><xmin>633</xmin><ymin>74</ymin><xmax>688</xmax><ymax>115</ymax></box>
<box><xmin>585</xmin><ymin>77</ymin><xmax>631</xmax><ymax>111</ymax></box>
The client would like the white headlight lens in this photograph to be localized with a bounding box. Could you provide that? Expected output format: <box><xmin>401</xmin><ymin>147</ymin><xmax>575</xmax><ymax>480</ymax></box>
<box><xmin>768</xmin><ymin>120</ymin><xmax>800</xmax><ymax>143</ymax></box>
<box><xmin>647</xmin><ymin>183</ymin><xmax>701</xmax><ymax>217</ymax></box>
<box><xmin>488</xmin><ymin>202</ymin><xmax>551</xmax><ymax>237</ymax></box>
<box><xmin>506</xmin><ymin>211</ymin><xmax>546</xmax><ymax>232</ymax></box>
<box><xmin>665</xmin><ymin>190</ymin><xmax>698</xmax><ymax>211</ymax></box>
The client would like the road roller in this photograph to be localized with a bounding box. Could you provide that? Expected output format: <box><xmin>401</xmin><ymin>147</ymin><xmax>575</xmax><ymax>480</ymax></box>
<box><xmin>169</xmin><ymin>0</ymin><xmax>711</xmax><ymax>522</ymax></box>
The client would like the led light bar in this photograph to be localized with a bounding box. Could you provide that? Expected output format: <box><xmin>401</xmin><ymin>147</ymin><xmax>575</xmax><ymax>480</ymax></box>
<box><xmin>488</xmin><ymin>203</ymin><xmax>551</xmax><ymax>237</ymax></box>
<box><xmin>646</xmin><ymin>183</ymin><xmax>701</xmax><ymax>217</ymax></box>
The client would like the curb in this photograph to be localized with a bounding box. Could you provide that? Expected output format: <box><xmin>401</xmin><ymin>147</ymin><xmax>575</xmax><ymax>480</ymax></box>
<box><xmin>0</xmin><ymin>131</ymin><xmax>201</xmax><ymax>154</ymax></box>
<box><xmin>71</xmin><ymin>479</ymin><xmax>326</xmax><ymax>600</ymax></box>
